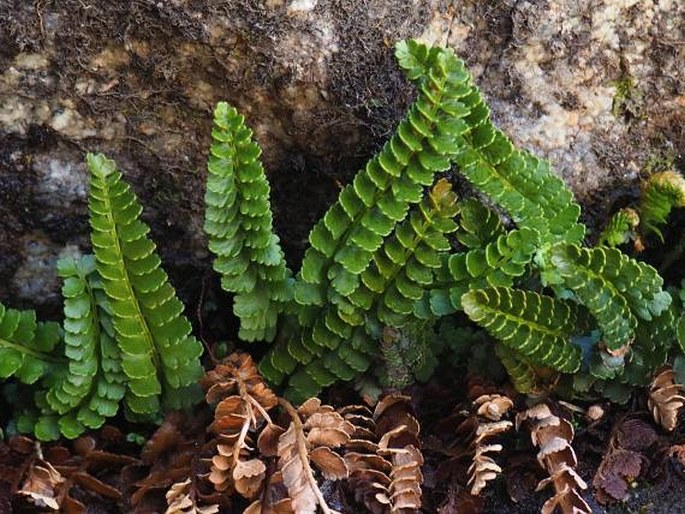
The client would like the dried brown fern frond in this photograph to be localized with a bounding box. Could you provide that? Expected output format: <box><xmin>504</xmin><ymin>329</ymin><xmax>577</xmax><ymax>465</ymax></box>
<box><xmin>378</xmin><ymin>442</ymin><xmax>424</xmax><ymax>512</ymax></box>
<box><xmin>432</xmin><ymin>389</ymin><xmax>513</xmax><ymax>498</ymax></box>
<box><xmin>165</xmin><ymin>478</ymin><xmax>219</xmax><ymax>514</ymax></box>
<box><xmin>203</xmin><ymin>353</ymin><xmax>280</xmax><ymax>499</ymax></box>
<box><xmin>467</xmin><ymin>422</ymin><xmax>511</xmax><ymax>495</ymax></box>
<box><xmin>341</xmin><ymin>404</ymin><xmax>390</xmax><ymax>514</ymax></box>
<box><xmin>517</xmin><ymin>403</ymin><xmax>590</xmax><ymax>514</ymax></box>
<box><xmin>341</xmin><ymin>394</ymin><xmax>424</xmax><ymax>513</ymax></box>
<box><xmin>467</xmin><ymin>395</ymin><xmax>513</xmax><ymax>496</ymax></box>
<box><xmin>648</xmin><ymin>366</ymin><xmax>685</xmax><ymax>432</ymax></box>
<box><xmin>278</xmin><ymin>398</ymin><xmax>354</xmax><ymax>514</ymax></box>
<box><xmin>375</xmin><ymin>396</ymin><xmax>423</xmax><ymax>513</ymax></box>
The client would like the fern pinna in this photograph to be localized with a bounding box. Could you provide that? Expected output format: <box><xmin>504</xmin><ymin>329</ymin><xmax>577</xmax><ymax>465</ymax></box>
<box><xmin>206</xmin><ymin>39</ymin><xmax>679</xmax><ymax>401</ymax></box>
<box><xmin>0</xmin><ymin>305</ymin><xmax>60</xmax><ymax>385</ymax></box>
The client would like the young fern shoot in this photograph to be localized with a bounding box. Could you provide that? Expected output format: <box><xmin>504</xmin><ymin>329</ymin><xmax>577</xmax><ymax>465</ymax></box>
<box><xmin>205</xmin><ymin>104</ymin><xmax>293</xmax><ymax>343</ymax></box>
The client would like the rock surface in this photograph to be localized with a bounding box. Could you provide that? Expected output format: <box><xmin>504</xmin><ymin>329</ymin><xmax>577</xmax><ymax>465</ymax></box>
<box><xmin>0</xmin><ymin>0</ymin><xmax>683</xmax><ymax>316</ymax></box>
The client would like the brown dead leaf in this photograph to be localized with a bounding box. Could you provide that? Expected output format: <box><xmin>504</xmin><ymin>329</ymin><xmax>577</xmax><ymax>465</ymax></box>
<box><xmin>615</xmin><ymin>418</ymin><xmax>658</xmax><ymax>451</ymax></box>
<box><xmin>374</xmin><ymin>397</ymin><xmax>420</xmax><ymax>442</ymax></box>
<box><xmin>309</xmin><ymin>447</ymin><xmax>349</xmax><ymax>480</ymax></box>
<box><xmin>259</xmin><ymin>422</ymin><xmax>286</xmax><ymax>457</ymax></box>
<box><xmin>345</xmin><ymin>453</ymin><xmax>392</xmax><ymax>475</ymax></box>
<box><xmin>593</xmin><ymin>449</ymin><xmax>642</xmax><ymax>503</ymax></box>
<box><xmin>305</xmin><ymin>411</ymin><xmax>355</xmax><ymax>448</ymax></box>
<box><xmin>165</xmin><ymin>478</ymin><xmax>219</xmax><ymax>514</ymax></box>
<box><xmin>17</xmin><ymin>459</ymin><xmax>65</xmax><ymax>511</ymax></box>
<box><xmin>474</xmin><ymin>394</ymin><xmax>514</xmax><ymax>421</ymax></box>
<box><xmin>233</xmin><ymin>459</ymin><xmax>267</xmax><ymax>498</ymax></box>
<box><xmin>649</xmin><ymin>366</ymin><xmax>685</xmax><ymax>432</ymax></box>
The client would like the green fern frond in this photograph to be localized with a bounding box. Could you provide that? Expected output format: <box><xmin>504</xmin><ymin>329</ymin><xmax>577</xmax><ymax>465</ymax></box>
<box><xmin>461</xmin><ymin>287</ymin><xmax>583</xmax><ymax>373</ymax></box>
<box><xmin>0</xmin><ymin>303</ymin><xmax>61</xmax><ymax>384</ymax></box>
<box><xmin>452</xmin><ymin>104</ymin><xmax>584</xmax><ymax>246</ymax></box>
<box><xmin>30</xmin><ymin>255</ymin><xmax>127</xmax><ymax>440</ymax></box>
<box><xmin>263</xmin><ymin>179</ymin><xmax>459</xmax><ymax>400</ymax></box>
<box><xmin>81</xmin><ymin>275</ymin><xmax>127</xmax><ymax>424</ymax></box>
<box><xmin>639</xmin><ymin>170</ymin><xmax>685</xmax><ymax>240</ymax></box>
<box><xmin>599</xmin><ymin>208</ymin><xmax>640</xmax><ymax>247</ymax></box>
<box><xmin>398</xmin><ymin>39</ymin><xmax>585</xmax><ymax>279</ymax></box>
<box><xmin>623</xmin><ymin>307</ymin><xmax>675</xmax><ymax>386</ymax></box>
<box><xmin>456</xmin><ymin>198</ymin><xmax>505</xmax><ymax>249</ymax></box>
<box><xmin>549</xmin><ymin>244</ymin><xmax>670</xmax><ymax>350</ymax></box>
<box><xmin>394</xmin><ymin>39</ymin><xmax>444</xmax><ymax>81</ymax></box>
<box><xmin>589</xmin><ymin>307</ymin><xmax>676</xmax><ymax>401</ymax></box>
<box><xmin>293</xmin><ymin>40</ymin><xmax>473</xmax><ymax>314</ymax></box>
<box><xmin>45</xmin><ymin>256</ymin><xmax>100</xmax><ymax>415</ymax></box>
<box><xmin>427</xmin><ymin>227</ymin><xmax>539</xmax><ymax>316</ymax></box>
<box><xmin>495</xmin><ymin>343</ymin><xmax>538</xmax><ymax>393</ymax></box>
<box><xmin>87</xmin><ymin>153</ymin><xmax>203</xmax><ymax>416</ymax></box>
<box><xmin>204</xmin><ymin>103</ymin><xmax>293</xmax><ymax>342</ymax></box>
<box><xmin>373</xmin><ymin>178</ymin><xmax>459</xmax><ymax>327</ymax></box>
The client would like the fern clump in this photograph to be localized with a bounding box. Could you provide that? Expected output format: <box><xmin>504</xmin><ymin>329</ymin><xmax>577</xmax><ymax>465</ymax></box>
<box><xmin>203</xmin><ymin>39</ymin><xmax>679</xmax><ymax>402</ymax></box>
<box><xmin>2</xmin><ymin>38</ymin><xmax>682</xmax><ymax>439</ymax></box>
<box><xmin>1</xmin><ymin>154</ymin><xmax>206</xmax><ymax>439</ymax></box>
